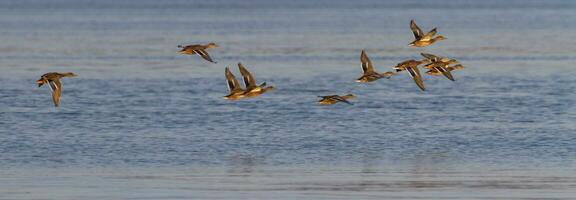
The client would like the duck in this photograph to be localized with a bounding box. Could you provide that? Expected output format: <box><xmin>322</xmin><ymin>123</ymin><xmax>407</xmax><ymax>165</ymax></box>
<box><xmin>355</xmin><ymin>50</ymin><xmax>395</xmax><ymax>83</ymax></box>
<box><xmin>178</xmin><ymin>42</ymin><xmax>219</xmax><ymax>63</ymax></box>
<box><xmin>318</xmin><ymin>94</ymin><xmax>355</xmax><ymax>105</ymax></box>
<box><xmin>223</xmin><ymin>67</ymin><xmax>246</xmax><ymax>100</ymax></box>
<box><xmin>409</xmin><ymin>20</ymin><xmax>446</xmax><ymax>47</ymax></box>
<box><xmin>426</xmin><ymin>64</ymin><xmax>464</xmax><ymax>78</ymax></box>
<box><xmin>393</xmin><ymin>60</ymin><xmax>426</xmax><ymax>91</ymax></box>
<box><xmin>36</xmin><ymin>72</ymin><xmax>77</xmax><ymax>107</ymax></box>
<box><xmin>423</xmin><ymin>62</ymin><xmax>456</xmax><ymax>81</ymax></box>
<box><xmin>237</xmin><ymin>63</ymin><xmax>275</xmax><ymax>98</ymax></box>
<box><xmin>420</xmin><ymin>53</ymin><xmax>458</xmax><ymax>65</ymax></box>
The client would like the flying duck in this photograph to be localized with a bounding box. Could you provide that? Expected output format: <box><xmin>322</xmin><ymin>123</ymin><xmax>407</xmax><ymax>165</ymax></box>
<box><xmin>318</xmin><ymin>94</ymin><xmax>356</xmax><ymax>105</ymax></box>
<box><xmin>409</xmin><ymin>20</ymin><xmax>446</xmax><ymax>47</ymax></box>
<box><xmin>356</xmin><ymin>50</ymin><xmax>395</xmax><ymax>83</ymax></box>
<box><xmin>178</xmin><ymin>42</ymin><xmax>219</xmax><ymax>63</ymax></box>
<box><xmin>36</xmin><ymin>72</ymin><xmax>77</xmax><ymax>107</ymax></box>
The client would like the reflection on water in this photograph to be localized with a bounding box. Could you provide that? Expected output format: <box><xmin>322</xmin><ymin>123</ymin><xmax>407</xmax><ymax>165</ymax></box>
<box><xmin>227</xmin><ymin>154</ymin><xmax>265</xmax><ymax>175</ymax></box>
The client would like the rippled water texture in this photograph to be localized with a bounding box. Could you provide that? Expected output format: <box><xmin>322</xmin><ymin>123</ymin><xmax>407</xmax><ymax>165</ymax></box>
<box><xmin>1</xmin><ymin>0</ymin><xmax>575</xmax><ymax>199</ymax></box>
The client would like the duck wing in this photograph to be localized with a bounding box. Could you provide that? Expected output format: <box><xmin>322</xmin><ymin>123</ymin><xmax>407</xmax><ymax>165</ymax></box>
<box><xmin>432</xmin><ymin>63</ymin><xmax>455</xmax><ymax>81</ymax></box>
<box><xmin>420</xmin><ymin>53</ymin><xmax>440</xmax><ymax>62</ymax></box>
<box><xmin>406</xmin><ymin>66</ymin><xmax>426</xmax><ymax>91</ymax></box>
<box><xmin>331</xmin><ymin>96</ymin><xmax>353</xmax><ymax>105</ymax></box>
<box><xmin>225</xmin><ymin>67</ymin><xmax>243</xmax><ymax>93</ymax></box>
<box><xmin>360</xmin><ymin>50</ymin><xmax>375</xmax><ymax>74</ymax></box>
<box><xmin>410</xmin><ymin>20</ymin><xmax>424</xmax><ymax>40</ymax></box>
<box><xmin>193</xmin><ymin>49</ymin><xmax>216</xmax><ymax>63</ymax></box>
<box><xmin>238</xmin><ymin>63</ymin><xmax>257</xmax><ymax>90</ymax></box>
<box><xmin>49</xmin><ymin>79</ymin><xmax>62</xmax><ymax>107</ymax></box>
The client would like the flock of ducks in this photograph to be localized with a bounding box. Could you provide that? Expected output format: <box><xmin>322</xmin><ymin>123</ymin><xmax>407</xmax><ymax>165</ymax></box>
<box><xmin>37</xmin><ymin>20</ymin><xmax>464</xmax><ymax>107</ymax></box>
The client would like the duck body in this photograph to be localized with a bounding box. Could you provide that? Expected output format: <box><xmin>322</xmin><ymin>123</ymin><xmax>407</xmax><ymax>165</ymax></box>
<box><xmin>409</xmin><ymin>36</ymin><xmax>446</xmax><ymax>47</ymax></box>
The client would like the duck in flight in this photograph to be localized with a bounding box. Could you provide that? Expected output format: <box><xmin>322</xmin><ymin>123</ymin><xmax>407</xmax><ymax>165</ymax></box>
<box><xmin>393</xmin><ymin>60</ymin><xmax>426</xmax><ymax>91</ymax></box>
<box><xmin>318</xmin><ymin>94</ymin><xmax>355</xmax><ymax>105</ymax></box>
<box><xmin>223</xmin><ymin>67</ymin><xmax>246</xmax><ymax>100</ymax></box>
<box><xmin>420</xmin><ymin>53</ymin><xmax>463</xmax><ymax>81</ymax></box>
<box><xmin>36</xmin><ymin>72</ymin><xmax>77</xmax><ymax>107</ymax></box>
<box><xmin>425</xmin><ymin>64</ymin><xmax>464</xmax><ymax>80</ymax></box>
<box><xmin>178</xmin><ymin>42</ymin><xmax>219</xmax><ymax>63</ymax></box>
<box><xmin>420</xmin><ymin>53</ymin><xmax>458</xmax><ymax>65</ymax></box>
<box><xmin>237</xmin><ymin>63</ymin><xmax>275</xmax><ymax>98</ymax></box>
<box><xmin>356</xmin><ymin>50</ymin><xmax>395</xmax><ymax>83</ymax></box>
<box><xmin>423</xmin><ymin>62</ymin><xmax>456</xmax><ymax>81</ymax></box>
<box><xmin>409</xmin><ymin>20</ymin><xmax>445</xmax><ymax>47</ymax></box>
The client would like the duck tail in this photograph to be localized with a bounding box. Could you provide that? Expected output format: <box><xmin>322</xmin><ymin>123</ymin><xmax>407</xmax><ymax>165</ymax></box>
<box><xmin>259</xmin><ymin>82</ymin><xmax>267</xmax><ymax>87</ymax></box>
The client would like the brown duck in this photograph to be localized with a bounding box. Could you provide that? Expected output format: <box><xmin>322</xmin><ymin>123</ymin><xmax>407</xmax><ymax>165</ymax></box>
<box><xmin>36</xmin><ymin>72</ymin><xmax>77</xmax><ymax>107</ymax></box>
<box><xmin>178</xmin><ymin>42</ymin><xmax>219</xmax><ymax>63</ymax></box>
<box><xmin>318</xmin><ymin>94</ymin><xmax>355</xmax><ymax>105</ymax></box>
<box><xmin>420</xmin><ymin>53</ymin><xmax>458</xmax><ymax>65</ymax></box>
<box><xmin>423</xmin><ymin>62</ymin><xmax>456</xmax><ymax>81</ymax></box>
<box><xmin>409</xmin><ymin>20</ymin><xmax>446</xmax><ymax>47</ymax></box>
<box><xmin>393</xmin><ymin>60</ymin><xmax>426</xmax><ymax>91</ymax></box>
<box><xmin>426</xmin><ymin>64</ymin><xmax>464</xmax><ymax>79</ymax></box>
<box><xmin>356</xmin><ymin>50</ymin><xmax>395</xmax><ymax>83</ymax></box>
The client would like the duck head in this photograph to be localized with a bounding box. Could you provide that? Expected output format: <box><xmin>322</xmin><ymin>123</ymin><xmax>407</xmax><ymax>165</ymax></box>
<box><xmin>434</xmin><ymin>36</ymin><xmax>446</xmax><ymax>41</ymax></box>
<box><xmin>263</xmin><ymin>86</ymin><xmax>275</xmax><ymax>92</ymax></box>
<box><xmin>61</xmin><ymin>72</ymin><xmax>77</xmax><ymax>77</ymax></box>
<box><xmin>343</xmin><ymin>94</ymin><xmax>356</xmax><ymax>99</ymax></box>
<box><xmin>206</xmin><ymin>42</ymin><xmax>219</xmax><ymax>49</ymax></box>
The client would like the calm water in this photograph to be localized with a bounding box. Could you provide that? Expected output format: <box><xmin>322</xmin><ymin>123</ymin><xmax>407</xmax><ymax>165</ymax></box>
<box><xmin>1</xmin><ymin>0</ymin><xmax>576</xmax><ymax>199</ymax></box>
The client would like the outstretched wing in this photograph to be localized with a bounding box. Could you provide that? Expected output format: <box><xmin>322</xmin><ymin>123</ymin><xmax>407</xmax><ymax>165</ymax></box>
<box><xmin>406</xmin><ymin>66</ymin><xmax>426</xmax><ymax>91</ymax></box>
<box><xmin>360</xmin><ymin>50</ymin><xmax>374</xmax><ymax>73</ymax></box>
<box><xmin>433</xmin><ymin>64</ymin><xmax>455</xmax><ymax>81</ymax></box>
<box><xmin>49</xmin><ymin>79</ymin><xmax>62</xmax><ymax>107</ymax></box>
<box><xmin>238</xmin><ymin>63</ymin><xmax>257</xmax><ymax>90</ymax></box>
<box><xmin>410</xmin><ymin>20</ymin><xmax>423</xmax><ymax>40</ymax></box>
<box><xmin>331</xmin><ymin>96</ymin><xmax>353</xmax><ymax>105</ymax></box>
<box><xmin>193</xmin><ymin>49</ymin><xmax>216</xmax><ymax>63</ymax></box>
<box><xmin>225</xmin><ymin>67</ymin><xmax>243</xmax><ymax>92</ymax></box>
